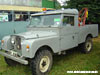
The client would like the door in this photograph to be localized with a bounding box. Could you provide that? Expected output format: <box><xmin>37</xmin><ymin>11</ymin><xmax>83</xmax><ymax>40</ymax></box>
<box><xmin>60</xmin><ymin>15</ymin><xmax>78</xmax><ymax>50</ymax></box>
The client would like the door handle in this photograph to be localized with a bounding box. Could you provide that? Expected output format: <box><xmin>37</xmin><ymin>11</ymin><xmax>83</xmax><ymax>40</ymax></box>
<box><xmin>72</xmin><ymin>36</ymin><xmax>74</xmax><ymax>39</ymax></box>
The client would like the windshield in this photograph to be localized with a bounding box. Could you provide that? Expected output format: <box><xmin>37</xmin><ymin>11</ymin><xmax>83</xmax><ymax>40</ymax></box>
<box><xmin>29</xmin><ymin>14</ymin><xmax>61</xmax><ymax>27</ymax></box>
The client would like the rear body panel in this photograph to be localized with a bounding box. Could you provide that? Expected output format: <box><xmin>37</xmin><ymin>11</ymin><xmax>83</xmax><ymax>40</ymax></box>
<box><xmin>78</xmin><ymin>24</ymin><xmax>98</xmax><ymax>44</ymax></box>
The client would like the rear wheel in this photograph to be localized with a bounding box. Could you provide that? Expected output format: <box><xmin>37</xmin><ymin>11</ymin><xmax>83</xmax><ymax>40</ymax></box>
<box><xmin>30</xmin><ymin>48</ymin><xmax>53</xmax><ymax>75</ymax></box>
<box><xmin>80</xmin><ymin>37</ymin><xmax>93</xmax><ymax>53</ymax></box>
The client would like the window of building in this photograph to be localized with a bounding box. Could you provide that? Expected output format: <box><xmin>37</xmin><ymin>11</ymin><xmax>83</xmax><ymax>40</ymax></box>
<box><xmin>14</xmin><ymin>11</ymin><xmax>29</xmax><ymax>21</ymax></box>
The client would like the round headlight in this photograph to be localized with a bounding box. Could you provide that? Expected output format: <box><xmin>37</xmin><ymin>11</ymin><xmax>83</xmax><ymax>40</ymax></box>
<box><xmin>11</xmin><ymin>37</ymin><xmax>15</xmax><ymax>44</ymax></box>
<box><xmin>11</xmin><ymin>40</ymin><xmax>15</xmax><ymax>44</ymax></box>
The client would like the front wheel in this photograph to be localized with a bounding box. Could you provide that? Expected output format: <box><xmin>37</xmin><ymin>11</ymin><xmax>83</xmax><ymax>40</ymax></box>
<box><xmin>80</xmin><ymin>37</ymin><xmax>93</xmax><ymax>53</ymax></box>
<box><xmin>4</xmin><ymin>57</ymin><xmax>19</xmax><ymax>66</ymax></box>
<box><xmin>30</xmin><ymin>48</ymin><xmax>53</xmax><ymax>75</ymax></box>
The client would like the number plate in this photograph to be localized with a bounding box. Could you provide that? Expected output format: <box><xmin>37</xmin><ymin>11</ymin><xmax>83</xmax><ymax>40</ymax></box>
<box><xmin>10</xmin><ymin>51</ymin><xmax>18</xmax><ymax>56</ymax></box>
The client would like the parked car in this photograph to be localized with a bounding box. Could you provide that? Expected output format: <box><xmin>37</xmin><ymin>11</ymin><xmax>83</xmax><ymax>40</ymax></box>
<box><xmin>0</xmin><ymin>9</ymin><xmax>98</xmax><ymax>75</ymax></box>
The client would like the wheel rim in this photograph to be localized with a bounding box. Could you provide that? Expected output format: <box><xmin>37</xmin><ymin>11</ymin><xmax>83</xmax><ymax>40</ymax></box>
<box><xmin>39</xmin><ymin>56</ymin><xmax>50</xmax><ymax>73</ymax></box>
<box><xmin>86</xmin><ymin>41</ymin><xmax>92</xmax><ymax>51</ymax></box>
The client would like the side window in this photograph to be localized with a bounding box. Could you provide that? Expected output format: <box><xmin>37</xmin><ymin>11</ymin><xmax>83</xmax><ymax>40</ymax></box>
<box><xmin>63</xmin><ymin>16</ymin><xmax>74</xmax><ymax>26</ymax></box>
<box><xmin>14</xmin><ymin>14</ymin><xmax>23</xmax><ymax>21</ymax></box>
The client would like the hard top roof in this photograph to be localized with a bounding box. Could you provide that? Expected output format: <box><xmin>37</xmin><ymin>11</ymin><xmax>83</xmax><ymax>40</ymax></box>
<box><xmin>31</xmin><ymin>9</ymin><xmax>79</xmax><ymax>16</ymax></box>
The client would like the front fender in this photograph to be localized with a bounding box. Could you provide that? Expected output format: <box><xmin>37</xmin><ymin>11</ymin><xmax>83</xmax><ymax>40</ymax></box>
<box><xmin>30</xmin><ymin>36</ymin><xmax>60</xmax><ymax>58</ymax></box>
<box><xmin>22</xmin><ymin>36</ymin><xmax>60</xmax><ymax>58</ymax></box>
<box><xmin>21</xmin><ymin>39</ymin><xmax>35</xmax><ymax>58</ymax></box>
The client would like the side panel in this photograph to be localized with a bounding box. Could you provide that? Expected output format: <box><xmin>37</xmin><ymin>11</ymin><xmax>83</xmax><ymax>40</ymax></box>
<box><xmin>78</xmin><ymin>24</ymin><xmax>98</xmax><ymax>44</ymax></box>
<box><xmin>60</xmin><ymin>26</ymin><xmax>78</xmax><ymax>50</ymax></box>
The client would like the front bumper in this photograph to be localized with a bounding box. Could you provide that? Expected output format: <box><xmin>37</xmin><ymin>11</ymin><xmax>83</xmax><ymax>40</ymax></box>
<box><xmin>0</xmin><ymin>50</ymin><xmax>28</xmax><ymax>65</ymax></box>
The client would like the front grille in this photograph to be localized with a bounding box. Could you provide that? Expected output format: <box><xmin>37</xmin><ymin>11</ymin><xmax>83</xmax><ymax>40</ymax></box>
<box><xmin>15</xmin><ymin>36</ymin><xmax>21</xmax><ymax>50</ymax></box>
<box><xmin>11</xmin><ymin>36</ymin><xmax>21</xmax><ymax>50</ymax></box>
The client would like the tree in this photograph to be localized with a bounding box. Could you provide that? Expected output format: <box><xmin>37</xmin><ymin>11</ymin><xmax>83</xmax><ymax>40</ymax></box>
<box><xmin>67</xmin><ymin>0</ymin><xmax>100</xmax><ymax>24</ymax></box>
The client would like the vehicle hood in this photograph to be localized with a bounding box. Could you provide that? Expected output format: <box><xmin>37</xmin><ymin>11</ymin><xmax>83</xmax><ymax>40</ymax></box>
<box><xmin>14</xmin><ymin>31</ymin><xmax>57</xmax><ymax>39</ymax></box>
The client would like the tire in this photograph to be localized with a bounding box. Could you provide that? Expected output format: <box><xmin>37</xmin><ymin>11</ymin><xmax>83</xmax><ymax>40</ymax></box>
<box><xmin>80</xmin><ymin>37</ymin><xmax>93</xmax><ymax>54</ymax></box>
<box><xmin>30</xmin><ymin>48</ymin><xmax>53</xmax><ymax>75</ymax></box>
<box><xmin>4</xmin><ymin>57</ymin><xmax>19</xmax><ymax>66</ymax></box>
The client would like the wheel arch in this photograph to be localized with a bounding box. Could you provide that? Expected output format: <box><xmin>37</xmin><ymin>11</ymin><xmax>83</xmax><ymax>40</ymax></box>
<box><xmin>86</xmin><ymin>34</ymin><xmax>93</xmax><ymax>39</ymax></box>
<box><xmin>34</xmin><ymin>45</ymin><xmax>54</xmax><ymax>57</ymax></box>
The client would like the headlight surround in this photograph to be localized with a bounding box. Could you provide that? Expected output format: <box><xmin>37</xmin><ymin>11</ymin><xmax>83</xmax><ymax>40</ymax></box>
<box><xmin>10</xmin><ymin>35</ymin><xmax>22</xmax><ymax>50</ymax></box>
